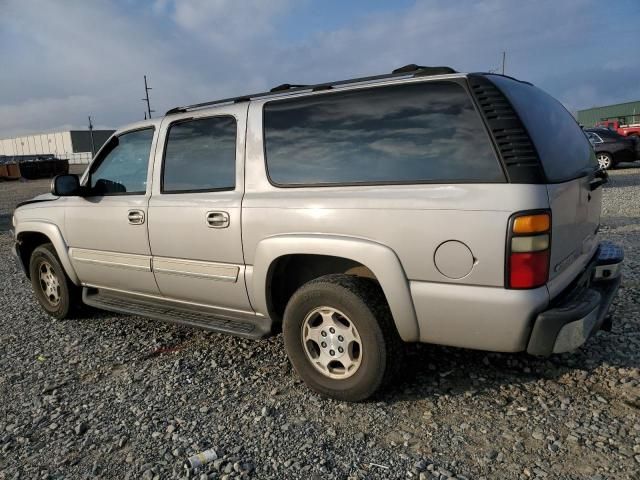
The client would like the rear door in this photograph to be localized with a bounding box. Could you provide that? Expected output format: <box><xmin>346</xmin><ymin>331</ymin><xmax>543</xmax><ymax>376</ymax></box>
<box><xmin>489</xmin><ymin>76</ymin><xmax>600</xmax><ymax>296</ymax></box>
<box><xmin>147</xmin><ymin>104</ymin><xmax>253</xmax><ymax>314</ymax></box>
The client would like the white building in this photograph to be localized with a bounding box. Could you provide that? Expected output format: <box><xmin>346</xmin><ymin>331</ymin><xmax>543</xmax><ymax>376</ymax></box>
<box><xmin>0</xmin><ymin>130</ymin><xmax>114</xmax><ymax>164</ymax></box>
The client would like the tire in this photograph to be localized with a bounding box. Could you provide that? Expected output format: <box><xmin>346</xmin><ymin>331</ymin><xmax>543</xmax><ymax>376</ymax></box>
<box><xmin>29</xmin><ymin>243</ymin><xmax>81</xmax><ymax>319</ymax></box>
<box><xmin>283</xmin><ymin>274</ymin><xmax>403</xmax><ymax>402</ymax></box>
<box><xmin>597</xmin><ymin>152</ymin><xmax>614</xmax><ymax>170</ymax></box>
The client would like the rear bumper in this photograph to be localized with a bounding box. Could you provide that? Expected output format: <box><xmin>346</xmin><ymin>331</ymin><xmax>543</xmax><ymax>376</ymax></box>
<box><xmin>526</xmin><ymin>241</ymin><xmax>623</xmax><ymax>356</ymax></box>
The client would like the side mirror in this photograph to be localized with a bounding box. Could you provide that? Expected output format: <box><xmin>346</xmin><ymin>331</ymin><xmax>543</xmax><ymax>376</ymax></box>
<box><xmin>51</xmin><ymin>174</ymin><xmax>81</xmax><ymax>196</ymax></box>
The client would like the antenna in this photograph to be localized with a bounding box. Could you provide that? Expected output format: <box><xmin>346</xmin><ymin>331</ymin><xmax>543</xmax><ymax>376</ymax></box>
<box><xmin>142</xmin><ymin>75</ymin><xmax>155</xmax><ymax>119</ymax></box>
<box><xmin>501</xmin><ymin>51</ymin><xmax>506</xmax><ymax>75</ymax></box>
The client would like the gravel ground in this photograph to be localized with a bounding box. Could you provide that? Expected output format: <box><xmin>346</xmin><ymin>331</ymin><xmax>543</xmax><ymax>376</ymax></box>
<box><xmin>1</xmin><ymin>167</ymin><xmax>639</xmax><ymax>480</ymax></box>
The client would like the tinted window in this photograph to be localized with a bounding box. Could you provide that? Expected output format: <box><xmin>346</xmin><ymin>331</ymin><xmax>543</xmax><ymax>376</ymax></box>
<box><xmin>263</xmin><ymin>82</ymin><xmax>504</xmax><ymax>185</ymax></box>
<box><xmin>90</xmin><ymin>128</ymin><xmax>154</xmax><ymax>195</ymax></box>
<box><xmin>489</xmin><ymin>76</ymin><xmax>597</xmax><ymax>182</ymax></box>
<box><xmin>162</xmin><ymin>116</ymin><xmax>236</xmax><ymax>193</ymax></box>
<box><xmin>585</xmin><ymin>132</ymin><xmax>602</xmax><ymax>145</ymax></box>
<box><xmin>595</xmin><ymin>129</ymin><xmax>619</xmax><ymax>140</ymax></box>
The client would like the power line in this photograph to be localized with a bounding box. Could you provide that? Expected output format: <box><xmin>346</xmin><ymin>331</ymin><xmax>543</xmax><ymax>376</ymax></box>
<box><xmin>487</xmin><ymin>51</ymin><xmax>506</xmax><ymax>74</ymax></box>
<box><xmin>88</xmin><ymin>115</ymin><xmax>95</xmax><ymax>156</ymax></box>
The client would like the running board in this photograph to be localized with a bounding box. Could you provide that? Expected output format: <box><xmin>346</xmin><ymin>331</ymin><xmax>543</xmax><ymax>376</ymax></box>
<box><xmin>82</xmin><ymin>288</ymin><xmax>272</xmax><ymax>339</ymax></box>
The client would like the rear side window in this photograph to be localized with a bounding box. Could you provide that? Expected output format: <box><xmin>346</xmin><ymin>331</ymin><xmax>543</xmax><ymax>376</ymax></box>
<box><xmin>489</xmin><ymin>76</ymin><xmax>597</xmax><ymax>182</ymax></box>
<box><xmin>263</xmin><ymin>82</ymin><xmax>504</xmax><ymax>186</ymax></box>
<box><xmin>162</xmin><ymin>116</ymin><xmax>236</xmax><ymax>193</ymax></box>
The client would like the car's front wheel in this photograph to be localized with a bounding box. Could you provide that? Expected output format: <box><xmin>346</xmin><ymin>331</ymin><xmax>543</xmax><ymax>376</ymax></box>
<box><xmin>283</xmin><ymin>274</ymin><xmax>402</xmax><ymax>402</ymax></box>
<box><xmin>597</xmin><ymin>152</ymin><xmax>614</xmax><ymax>169</ymax></box>
<box><xmin>29</xmin><ymin>243</ymin><xmax>81</xmax><ymax>319</ymax></box>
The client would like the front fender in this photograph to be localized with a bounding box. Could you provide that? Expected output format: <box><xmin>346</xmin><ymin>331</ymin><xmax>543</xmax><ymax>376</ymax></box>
<box><xmin>251</xmin><ymin>234</ymin><xmax>419</xmax><ymax>341</ymax></box>
<box><xmin>15</xmin><ymin>221</ymin><xmax>80</xmax><ymax>285</ymax></box>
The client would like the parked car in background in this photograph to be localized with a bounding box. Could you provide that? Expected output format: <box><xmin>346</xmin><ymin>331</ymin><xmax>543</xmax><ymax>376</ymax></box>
<box><xmin>585</xmin><ymin>127</ymin><xmax>639</xmax><ymax>169</ymax></box>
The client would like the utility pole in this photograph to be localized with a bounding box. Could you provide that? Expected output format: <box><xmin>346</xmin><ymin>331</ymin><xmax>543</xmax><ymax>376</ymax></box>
<box><xmin>88</xmin><ymin>115</ymin><xmax>95</xmax><ymax>156</ymax></box>
<box><xmin>142</xmin><ymin>75</ymin><xmax>154</xmax><ymax>119</ymax></box>
<box><xmin>501</xmin><ymin>51</ymin><xmax>506</xmax><ymax>75</ymax></box>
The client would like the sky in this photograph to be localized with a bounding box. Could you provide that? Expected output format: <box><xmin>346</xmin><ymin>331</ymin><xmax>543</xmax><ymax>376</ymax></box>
<box><xmin>0</xmin><ymin>0</ymin><xmax>638</xmax><ymax>138</ymax></box>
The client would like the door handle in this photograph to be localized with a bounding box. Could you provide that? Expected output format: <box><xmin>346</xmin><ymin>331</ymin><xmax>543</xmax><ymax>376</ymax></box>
<box><xmin>206</xmin><ymin>211</ymin><xmax>230</xmax><ymax>228</ymax></box>
<box><xmin>128</xmin><ymin>209</ymin><xmax>145</xmax><ymax>225</ymax></box>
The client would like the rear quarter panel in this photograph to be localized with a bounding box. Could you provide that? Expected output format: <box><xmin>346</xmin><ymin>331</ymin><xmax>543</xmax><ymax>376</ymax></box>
<box><xmin>243</xmin><ymin>100</ymin><xmax>551</xmax><ymax>288</ymax></box>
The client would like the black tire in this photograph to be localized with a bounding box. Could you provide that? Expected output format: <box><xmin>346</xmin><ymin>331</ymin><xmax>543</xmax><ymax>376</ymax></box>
<box><xmin>283</xmin><ymin>274</ymin><xmax>403</xmax><ymax>402</ymax></box>
<box><xmin>29</xmin><ymin>243</ymin><xmax>81</xmax><ymax>319</ymax></box>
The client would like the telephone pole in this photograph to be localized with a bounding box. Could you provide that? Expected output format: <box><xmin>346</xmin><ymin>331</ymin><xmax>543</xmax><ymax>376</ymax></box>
<box><xmin>501</xmin><ymin>51</ymin><xmax>506</xmax><ymax>75</ymax></box>
<box><xmin>142</xmin><ymin>75</ymin><xmax>154</xmax><ymax>119</ymax></box>
<box><xmin>88</xmin><ymin>115</ymin><xmax>95</xmax><ymax>156</ymax></box>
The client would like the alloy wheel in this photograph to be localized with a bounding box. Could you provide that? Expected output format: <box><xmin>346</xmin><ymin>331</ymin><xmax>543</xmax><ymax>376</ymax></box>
<box><xmin>301</xmin><ymin>306</ymin><xmax>363</xmax><ymax>379</ymax></box>
<box><xmin>597</xmin><ymin>153</ymin><xmax>612</xmax><ymax>169</ymax></box>
<box><xmin>38</xmin><ymin>261</ymin><xmax>61</xmax><ymax>306</ymax></box>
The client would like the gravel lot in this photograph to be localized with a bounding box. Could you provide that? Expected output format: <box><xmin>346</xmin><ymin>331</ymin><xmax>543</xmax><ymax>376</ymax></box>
<box><xmin>1</xmin><ymin>167</ymin><xmax>639</xmax><ymax>480</ymax></box>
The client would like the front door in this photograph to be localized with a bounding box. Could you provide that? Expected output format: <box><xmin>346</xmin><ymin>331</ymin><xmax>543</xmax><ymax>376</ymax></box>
<box><xmin>64</xmin><ymin>126</ymin><xmax>160</xmax><ymax>294</ymax></box>
<box><xmin>147</xmin><ymin>104</ymin><xmax>253</xmax><ymax>314</ymax></box>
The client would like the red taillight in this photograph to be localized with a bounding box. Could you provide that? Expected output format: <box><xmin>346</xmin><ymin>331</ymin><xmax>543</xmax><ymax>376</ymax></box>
<box><xmin>509</xmin><ymin>251</ymin><xmax>550</xmax><ymax>288</ymax></box>
<box><xmin>507</xmin><ymin>211</ymin><xmax>551</xmax><ymax>289</ymax></box>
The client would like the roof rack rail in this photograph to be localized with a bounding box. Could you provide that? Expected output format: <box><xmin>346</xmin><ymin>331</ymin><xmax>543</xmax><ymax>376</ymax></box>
<box><xmin>392</xmin><ymin>64</ymin><xmax>457</xmax><ymax>75</ymax></box>
<box><xmin>270</xmin><ymin>83</ymin><xmax>309</xmax><ymax>92</ymax></box>
<box><xmin>166</xmin><ymin>64</ymin><xmax>457</xmax><ymax>115</ymax></box>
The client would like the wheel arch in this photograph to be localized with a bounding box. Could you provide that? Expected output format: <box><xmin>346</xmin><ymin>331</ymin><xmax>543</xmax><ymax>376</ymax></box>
<box><xmin>15</xmin><ymin>222</ymin><xmax>80</xmax><ymax>285</ymax></box>
<box><xmin>249</xmin><ymin>234</ymin><xmax>419</xmax><ymax>341</ymax></box>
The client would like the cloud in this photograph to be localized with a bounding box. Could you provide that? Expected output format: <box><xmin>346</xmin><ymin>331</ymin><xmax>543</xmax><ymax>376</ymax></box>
<box><xmin>0</xmin><ymin>95</ymin><xmax>101</xmax><ymax>135</ymax></box>
<box><xmin>0</xmin><ymin>0</ymin><xmax>637</xmax><ymax>138</ymax></box>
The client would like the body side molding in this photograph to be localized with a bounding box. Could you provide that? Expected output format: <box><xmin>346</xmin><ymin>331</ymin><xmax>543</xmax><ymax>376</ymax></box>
<box><xmin>152</xmin><ymin>257</ymin><xmax>240</xmax><ymax>282</ymax></box>
<box><xmin>70</xmin><ymin>248</ymin><xmax>151</xmax><ymax>271</ymax></box>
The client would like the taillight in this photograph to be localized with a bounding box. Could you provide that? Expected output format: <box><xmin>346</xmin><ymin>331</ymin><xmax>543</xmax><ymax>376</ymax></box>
<box><xmin>507</xmin><ymin>211</ymin><xmax>551</xmax><ymax>289</ymax></box>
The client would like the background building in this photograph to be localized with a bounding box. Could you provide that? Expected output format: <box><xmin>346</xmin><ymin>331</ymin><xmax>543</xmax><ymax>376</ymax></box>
<box><xmin>577</xmin><ymin>100</ymin><xmax>640</xmax><ymax>127</ymax></box>
<box><xmin>0</xmin><ymin>130</ymin><xmax>114</xmax><ymax>164</ymax></box>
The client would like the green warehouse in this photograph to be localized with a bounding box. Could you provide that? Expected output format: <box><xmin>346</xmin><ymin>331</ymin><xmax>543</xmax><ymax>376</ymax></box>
<box><xmin>577</xmin><ymin>100</ymin><xmax>640</xmax><ymax>127</ymax></box>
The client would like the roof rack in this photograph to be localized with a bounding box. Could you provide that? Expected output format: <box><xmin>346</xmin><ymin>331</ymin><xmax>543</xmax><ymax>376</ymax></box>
<box><xmin>391</xmin><ymin>64</ymin><xmax>456</xmax><ymax>75</ymax></box>
<box><xmin>166</xmin><ymin>64</ymin><xmax>458</xmax><ymax>115</ymax></box>
<box><xmin>270</xmin><ymin>83</ymin><xmax>309</xmax><ymax>92</ymax></box>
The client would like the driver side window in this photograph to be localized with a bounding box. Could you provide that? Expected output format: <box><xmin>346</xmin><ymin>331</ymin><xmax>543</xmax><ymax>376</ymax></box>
<box><xmin>90</xmin><ymin>128</ymin><xmax>154</xmax><ymax>195</ymax></box>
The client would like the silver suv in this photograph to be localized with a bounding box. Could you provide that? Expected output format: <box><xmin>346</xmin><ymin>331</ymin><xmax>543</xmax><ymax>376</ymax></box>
<box><xmin>12</xmin><ymin>65</ymin><xmax>624</xmax><ymax>401</ymax></box>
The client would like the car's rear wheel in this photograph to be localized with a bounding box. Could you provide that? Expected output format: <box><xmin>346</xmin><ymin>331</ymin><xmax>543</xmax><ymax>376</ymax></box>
<box><xmin>283</xmin><ymin>274</ymin><xmax>402</xmax><ymax>402</ymax></box>
<box><xmin>597</xmin><ymin>152</ymin><xmax>614</xmax><ymax>169</ymax></box>
<box><xmin>29</xmin><ymin>243</ymin><xmax>81</xmax><ymax>319</ymax></box>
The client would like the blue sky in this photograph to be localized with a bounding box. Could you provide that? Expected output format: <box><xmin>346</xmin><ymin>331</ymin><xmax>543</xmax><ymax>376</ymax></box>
<box><xmin>0</xmin><ymin>0</ymin><xmax>638</xmax><ymax>137</ymax></box>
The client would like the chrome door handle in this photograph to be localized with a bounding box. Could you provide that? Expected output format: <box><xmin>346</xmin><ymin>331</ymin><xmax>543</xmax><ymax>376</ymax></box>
<box><xmin>128</xmin><ymin>209</ymin><xmax>145</xmax><ymax>225</ymax></box>
<box><xmin>206</xmin><ymin>211</ymin><xmax>230</xmax><ymax>228</ymax></box>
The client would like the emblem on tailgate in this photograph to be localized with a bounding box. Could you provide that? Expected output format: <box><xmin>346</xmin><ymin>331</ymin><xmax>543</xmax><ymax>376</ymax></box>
<box><xmin>553</xmin><ymin>234</ymin><xmax>597</xmax><ymax>273</ymax></box>
<box><xmin>554</xmin><ymin>250</ymin><xmax>579</xmax><ymax>273</ymax></box>
<box><xmin>582</xmin><ymin>233</ymin><xmax>596</xmax><ymax>254</ymax></box>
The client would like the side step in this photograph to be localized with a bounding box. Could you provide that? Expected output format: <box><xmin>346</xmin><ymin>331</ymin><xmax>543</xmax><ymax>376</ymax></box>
<box><xmin>82</xmin><ymin>288</ymin><xmax>272</xmax><ymax>340</ymax></box>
